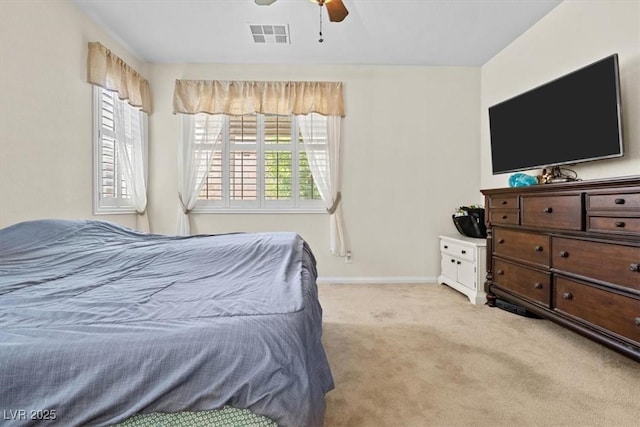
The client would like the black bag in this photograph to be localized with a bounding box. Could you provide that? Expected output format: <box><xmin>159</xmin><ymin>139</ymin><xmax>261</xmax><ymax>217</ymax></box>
<box><xmin>452</xmin><ymin>207</ymin><xmax>487</xmax><ymax>238</ymax></box>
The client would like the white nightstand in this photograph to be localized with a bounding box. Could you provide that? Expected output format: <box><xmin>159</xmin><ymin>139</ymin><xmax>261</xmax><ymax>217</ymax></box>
<box><xmin>438</xmin><ymin>235</ymin><xmax>487</xmax><ymax>305</ymax></box>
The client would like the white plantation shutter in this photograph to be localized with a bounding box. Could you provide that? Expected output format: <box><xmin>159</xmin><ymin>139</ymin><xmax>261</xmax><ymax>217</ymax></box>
<box><xmin>95</xmin><ymin>88</ymin><xmax>131</xmax><ymax>209</ymax></box>
<box><xmin>264</xmin><ymin>115</ymin><xmax>293</xmax><ymax>203</ymax></box>
<box><xmin>198</xmin><ymin>151</ymin><xmax>223</xmax><ymax>201</ymax></box>
<box><xmin>194</xmin><ymin>114</ymin><xmax>323</xmax><ymax>211</ymax></box>
<box><xmin>112</xmin><ymin>91</ymin><xmax>149</xmax><ymax>231</ymax></box>
<box><xmin>229</xmin><ymin>115</ymin><xmax>258</xmax><ymax>205</ymax></box>
<box><xmin>94</xmin><ymin>87</ymin><xmax>149</xmax><ymax>231</ymax></box>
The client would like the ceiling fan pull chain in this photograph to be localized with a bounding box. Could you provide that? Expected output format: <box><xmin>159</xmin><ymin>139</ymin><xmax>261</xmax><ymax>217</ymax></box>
<box><xmin>318</xmin><ymin>4</ymin><xmax>324</xmax><ymax>43</ymax></box>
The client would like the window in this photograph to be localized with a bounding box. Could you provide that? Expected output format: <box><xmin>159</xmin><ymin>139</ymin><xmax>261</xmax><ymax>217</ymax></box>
<box><xmin>192</xmin><ymin>113</ymin><xmax>324</xmax><ymax>212</ymax></box>
<box><xmin>93</xmin><ymin>87</ymin><xmax>148</xmax><ymax>213</ymax></box>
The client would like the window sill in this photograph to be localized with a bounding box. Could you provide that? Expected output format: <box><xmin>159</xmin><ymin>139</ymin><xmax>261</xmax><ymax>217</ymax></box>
<box><xmin>191</xmin><ymin>208</ymin><xmax>326</xmax><ymax>214</ymax></box>
<box><xmin>94</xmin><ymin>208</ymin><xmax>137</xmax><ymax>215</ymax></box>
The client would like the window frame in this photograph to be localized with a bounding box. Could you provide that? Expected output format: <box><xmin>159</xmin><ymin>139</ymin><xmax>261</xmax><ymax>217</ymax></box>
<box><xmin>192</xmin><ymin>113</ymin><xmax>325</xmax><ymax>214</ymax></box>
<box><xmin>92</xmin><ymin>86</ymin><xmax>148</xmax><ymax>215</ymax></box>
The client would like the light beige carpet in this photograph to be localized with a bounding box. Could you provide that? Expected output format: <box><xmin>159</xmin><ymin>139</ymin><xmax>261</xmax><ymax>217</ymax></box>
<box><xmin>319</xmin><ymin>283</ymin><xmax>640</xmax><ymax>427</ymax></box>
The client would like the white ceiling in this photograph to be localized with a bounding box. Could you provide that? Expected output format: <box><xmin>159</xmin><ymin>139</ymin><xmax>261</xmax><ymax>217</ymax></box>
<box><xmin>72</xmin><ymin>0</ymin><xmax>563</xmax><ymax>66</ymax></box>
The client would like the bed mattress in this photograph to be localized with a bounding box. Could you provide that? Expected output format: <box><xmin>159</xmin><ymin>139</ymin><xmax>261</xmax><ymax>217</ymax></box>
<box><xmin>0</xmin><ymin>219</ymin><xmax>333</xmax><ymax>427</ymax></box>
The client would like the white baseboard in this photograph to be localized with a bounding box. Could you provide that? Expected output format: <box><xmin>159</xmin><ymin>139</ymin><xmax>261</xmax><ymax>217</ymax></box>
<box><xmin>317</xmin><ymin>276</ymin><xmax>438</xmax><ymax>285</ymax></box>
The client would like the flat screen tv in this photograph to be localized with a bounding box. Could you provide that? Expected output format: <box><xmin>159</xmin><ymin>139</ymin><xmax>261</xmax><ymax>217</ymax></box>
<box><xmin>489</xmin><ymin>54</ymin><xmax>623</xmax><ymax>176</ymax></box>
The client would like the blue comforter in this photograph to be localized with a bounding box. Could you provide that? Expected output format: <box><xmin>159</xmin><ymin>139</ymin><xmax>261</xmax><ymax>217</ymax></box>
<box><xmin>0</xmin><ymin>220</ymin><xmax>333</xmax><ymax>427</ymax></box>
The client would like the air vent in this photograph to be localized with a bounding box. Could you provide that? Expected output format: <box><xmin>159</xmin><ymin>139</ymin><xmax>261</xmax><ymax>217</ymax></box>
<box><xmin>249</xmin><ymin>24</ymin><xmax>290</xmax><ymax>44</ymax></box>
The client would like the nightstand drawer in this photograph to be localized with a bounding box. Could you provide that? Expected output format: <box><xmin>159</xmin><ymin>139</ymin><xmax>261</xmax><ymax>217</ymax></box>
<box><xmin>554</xmin><ymin>276</ymin><xmax>640</xmax><ymax>343</ymax></box>
<box><xmin>440</xmin><ymin>239</ymin><xmax>475</xmax><ymax>262</ymax></box>
<box><xmin>522</xmin><ymin>194</ymin><xmax>582</xmax><ymax>230</ymax></box>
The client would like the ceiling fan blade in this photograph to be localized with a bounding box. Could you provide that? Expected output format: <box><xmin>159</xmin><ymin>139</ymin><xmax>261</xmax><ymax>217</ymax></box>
<box><xmin>255</xmin><ymin>0</ymin><xmax>277</xmax><ymax>5</ymax></box>
<box><xmin>325</xmin><ymin>0</ymin><xmax>349</xmax><ymax>22</ymax></box>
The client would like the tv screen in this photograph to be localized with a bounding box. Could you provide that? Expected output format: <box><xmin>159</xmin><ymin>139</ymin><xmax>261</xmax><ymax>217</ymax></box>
<box><xmin>489</xmin><ymin>54</ymin><xmax>623</xmax><ymax>175</ymax></box>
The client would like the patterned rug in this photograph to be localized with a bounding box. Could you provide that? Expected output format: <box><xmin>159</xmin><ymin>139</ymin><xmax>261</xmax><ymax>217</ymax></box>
<box><xmin>114</xmin><ymin>406</ymin><xmax>278</xmax><ymax>427</ymax></box>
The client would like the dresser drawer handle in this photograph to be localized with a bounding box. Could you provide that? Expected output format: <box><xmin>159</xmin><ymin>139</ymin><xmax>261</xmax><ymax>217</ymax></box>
<box><xmin>614</xmin><ymin>198</ymin><xmax>625</xmax><ymax>205</ymax></box>
<box><xmin>461</xmin><ymin>250</ymin><xmax>466</xmax><ymax>254</ymax></box>
<box><xmin>534</xmin><ymin>245</ymin><xmax>543</xmax><ymax>252</ymax></box>
<box><xmin>501</xmin><ymin>215</ymin><xmax>508</xmax><ymax>219</ymax></box>
<box><xmin>562</xmin><ymin>292</ymin><xmax>573</xmax><ymax>300</ymax></box>
<box><xmin>501</xmin><ymin>200</ymin><xmax>508</xmax><ymax>205</ymax></box>
<box><xmin>533</xmin><ymin>282</ymin><xmax>543</xmax><ymax>289</ymax></box>
<box><xmin>614</xmin><ymin>221</ymin><xmax>625</xmax><ymax>228</ymax></box>
<box><xmin>630</xmin><ymin>263</ymin><xmax>640</xmax><ymax>272</ymax></box>
<box><xmin>635</xmin><ymin>318</ymin><xmax>640</xmax><ymax>326</ymax></box>
<box><xmin>457</xmin><ymin>261</ymin><xmax>462</xmax><ymax>265</ymax></box>
<box><xmin>559</xmin><ymin>251</ymin><xmax>569</xmax><ymax>258</ymax></box>
<box><xmin>498</xmin><ymin>239</ymin><xmax>505</xmax><ymax>244</ymax></box>
<box><xmin>444</xmin><ymin>245</ymin><xmax>449</xmax><ymax>249</ymax></box>
<box><xmin>543</xmin><ymin>207</ymin><xmax>553</xmax><ymax>213</ymax></box>
<box><xmin>497</xmin><ymin>270</ymin><xmax>504</xmax><ymax>275</ymax></box>
<box><xmin>451</xmin><ymin>259</ymin><xmax>456</xmax><ymax>263</ymax></box>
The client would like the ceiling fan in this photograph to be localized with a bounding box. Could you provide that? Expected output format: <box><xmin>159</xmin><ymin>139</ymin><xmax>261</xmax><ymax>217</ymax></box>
<box><xmin>255</xmin><ymin>0</ymin><xmax>349</xmax><ymax>23</ymax></box>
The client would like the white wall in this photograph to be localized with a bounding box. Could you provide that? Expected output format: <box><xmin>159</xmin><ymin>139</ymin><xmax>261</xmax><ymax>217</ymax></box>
<box><xmin>0</xmin><ymin>0</ymin><xmax>140</xmax><ymax>230</ymax></box>
<box><xmin>0</xmin><ymin>1</ymin><xmax>481</xmax><ymax>280</ymax></box>
<box><xmin>480</xmin><ymin>0</ymin><xmax>640</xmax><ymax>190</ymax></box>
<box><xmin>4</xmin><ymin>0</ymin><xmax>636</xmax><ymax>280</ymax></box>
<box><xmin>147</xmin><ymin>64</ymin><xmax>481</xmax><ymax>280</ymax></box>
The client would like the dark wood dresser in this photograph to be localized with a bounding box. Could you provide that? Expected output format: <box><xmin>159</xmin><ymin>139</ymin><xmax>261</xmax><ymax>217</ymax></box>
<box><xmin>481</xmin><ymin>175</ymin><xmax>640</xmax><ymax>361</ymax></box>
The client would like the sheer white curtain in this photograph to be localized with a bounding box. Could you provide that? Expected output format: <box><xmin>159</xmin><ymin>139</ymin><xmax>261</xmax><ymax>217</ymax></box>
<box><xmin>298</xmin><ymin>113</ymin><xmax>347</xmax><ymax>256</ymax></box>
<box><xmin>112</xmin><ymin>97</ymin><xmax>149</xmax><ymax>232</ymax></box>
<box><xmin>177</xmin><ymin>113</ymin><xmax>225</xmax><ymax>235</ymax></box>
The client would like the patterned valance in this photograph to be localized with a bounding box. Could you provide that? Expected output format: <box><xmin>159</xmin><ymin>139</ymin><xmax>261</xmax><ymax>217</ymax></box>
<box><xmin>173</xmin><ymin>80</ymin><xmax>344</xmax><ymax>116</ymax></box>
<box><xmin>87</xmin><ymin>42</ymin><xmax>152</xmax><ymax>113</ymax></box>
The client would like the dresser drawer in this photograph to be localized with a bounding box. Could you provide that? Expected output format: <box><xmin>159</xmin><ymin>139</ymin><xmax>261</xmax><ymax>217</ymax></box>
<box><xmin>489</xmin><ymin>210</ymin><xmax>519</xmax><ymax>225</ymax></box>
<box><xmin>493</xmin><ymin>258</ymin><xmax>550</xmax><ymax>306</ymax></box>
<box><xmin>587</xmin><ymin>192</ymin><xmax>640</xmax><ymax>210</ymax></box>
<box><xmin>494</xmin><ymin>228</ymin><xmax>549</xmax><ymax>267</ymax></box>
<box><xmin>489</xmin><ymin>195</ymin><xmax>519</xmax><ymax>209</ymax></box>
<box><xmin>440</xmin><ymin>239</ymin><xmax>475</xmax><ymax>262</ymax></box>
<box><xmin>554</xmin><ymin>276</ymin><xmax>640</xmax><ymax>344</ymax></box>
<box><xmin>482</xmin><ymin>177</ymin><xmax>640</xmax><ymax>360</ymax></box>
<box><xmin>552</xmin><ymin>237</ymin><xmax>640</xmax><ymax>292</ymax></box>
<box><xmin>587</xmin><ymin>216</ymin><xmax>640</xmax><ymax>235</ymax></box>
<box><xmin>521</xmin><ymin>194</ymin><xmax>583</xmax><ymax>230</ymax></box>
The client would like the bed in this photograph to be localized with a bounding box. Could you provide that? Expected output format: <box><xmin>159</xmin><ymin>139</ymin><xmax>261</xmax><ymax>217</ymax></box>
<box><xmin>0</xmin><ymin>219</ymin><xmax>334</xmax><ymax>427</ymax></box>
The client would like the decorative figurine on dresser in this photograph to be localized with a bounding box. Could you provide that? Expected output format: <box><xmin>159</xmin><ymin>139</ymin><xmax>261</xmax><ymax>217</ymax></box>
<box><xmin>481</xmin><ymin>176</ymin><xmax>640</xmax><ymax>361</ymax></box>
